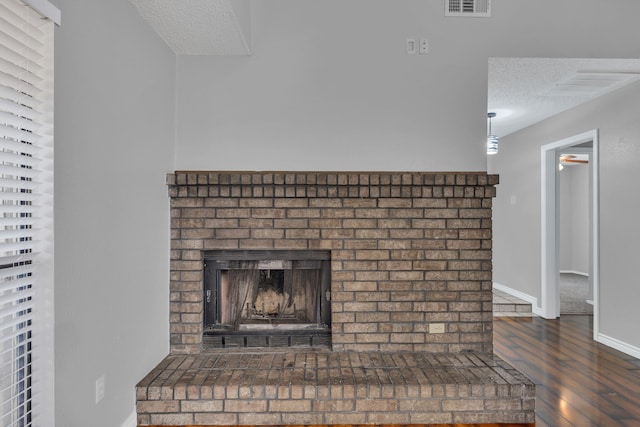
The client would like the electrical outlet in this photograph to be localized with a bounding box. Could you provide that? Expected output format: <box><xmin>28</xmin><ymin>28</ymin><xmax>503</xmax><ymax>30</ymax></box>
<box><xmin>419</xmin><ymin>39</ymin><xmax>429</xmax><ymax>54</ymax></box>
<box><xmin>429</xmin><ymin>323</ymin><xmax>445</xmax><ymax>334</ymax></box>
<box><xmin>95</xmin><ymin>375</ymin><xmax>105</xmax><ymax>404</ymax></box>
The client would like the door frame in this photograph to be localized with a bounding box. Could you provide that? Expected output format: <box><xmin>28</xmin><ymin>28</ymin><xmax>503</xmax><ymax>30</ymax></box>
<box><xmin>541</xmin><ymin>129</ymin><xmax>599</xmax><ymax>339</ymax></box>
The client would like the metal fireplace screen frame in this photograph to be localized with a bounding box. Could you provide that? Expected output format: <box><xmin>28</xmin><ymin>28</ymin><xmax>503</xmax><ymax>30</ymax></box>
<box><xmin>203</xmin><ymin>250</ymin><xmax>331</xmax><ymax>348</ymax></box>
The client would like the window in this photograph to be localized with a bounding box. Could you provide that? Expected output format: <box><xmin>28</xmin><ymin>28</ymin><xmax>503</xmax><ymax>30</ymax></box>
<box><xmin>0</xmin><ymin>0</ymin><xmax>57</xmax><ymax>425</ymax></box>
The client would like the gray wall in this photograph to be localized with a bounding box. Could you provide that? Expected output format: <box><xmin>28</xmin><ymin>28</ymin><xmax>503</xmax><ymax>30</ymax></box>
<box><xmin>48</xmin><ymin>0</ymin><xmax>640</xmax><ymax>423</ymax></box>
<box><xmin>559</xmin><ymin>163</ymin><xmax>590</xmax><ymax>274</ymax></box>
<box><xmin>491</xmin><ymin>80</ymin><xmax>640</xmax><ymax>352</ymax></box>
<box><xmin>175</xmin><ymin>0</ymin><xmax>640</xmax><ymax>172</ymax></box>
<box><xmin>52</xmin><ymin>0</ymin><xmax>175</xmax><ymax>425</ymax></box>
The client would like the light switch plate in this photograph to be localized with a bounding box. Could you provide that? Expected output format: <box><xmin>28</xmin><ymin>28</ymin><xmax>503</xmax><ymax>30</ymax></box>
<box><xmin>406</xmin><ymin>38</ymin><xmax>417</xmax><ymax>54</ymax></box>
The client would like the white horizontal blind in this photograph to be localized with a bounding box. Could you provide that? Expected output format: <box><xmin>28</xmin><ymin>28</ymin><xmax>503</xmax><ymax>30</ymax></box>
<box><xmin>0</xmin><ymin>0</ymin><xmax>54</xmax><ymax>425</ymax></box>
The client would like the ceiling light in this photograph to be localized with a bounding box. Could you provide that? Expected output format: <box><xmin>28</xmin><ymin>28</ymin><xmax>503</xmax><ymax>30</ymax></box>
<box><xmin>487</xmin><ymin>112</ymin><xmax>498</xmax><ymax>155</ymax></box>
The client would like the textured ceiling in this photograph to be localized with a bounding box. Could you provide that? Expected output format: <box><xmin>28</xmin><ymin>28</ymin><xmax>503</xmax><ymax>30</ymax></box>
<box><xmin>488</xmin><ymin>58</ymin><xmax>640</xmax><ymax>138</ymax></box>
<box><xmin>127</xmin><ymin>3</ymin><xmax>640</xmax><ymax>137</ymax></box>
<box><xmin>128</xmin><ymin>0</ymin><xmax>251</xmax><ymax>55</ymax></box>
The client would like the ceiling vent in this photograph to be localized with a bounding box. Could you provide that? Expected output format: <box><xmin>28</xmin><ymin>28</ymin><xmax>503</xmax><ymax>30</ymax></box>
<box><xmin>445</xmin><ymin>0</ymin><xmax>491</xmax><ymax>17</ymax></box>
<box><xmin>545</xmin><ymin>72</ymin><xmax>640</xmax><ymax>97</ymax></box>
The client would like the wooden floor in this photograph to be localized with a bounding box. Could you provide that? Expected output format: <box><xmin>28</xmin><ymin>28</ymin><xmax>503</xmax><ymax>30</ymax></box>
<box><xmin>494</xmin><ymin>315</ymin><xmax>640</xmax><ymax>427</ymax></box>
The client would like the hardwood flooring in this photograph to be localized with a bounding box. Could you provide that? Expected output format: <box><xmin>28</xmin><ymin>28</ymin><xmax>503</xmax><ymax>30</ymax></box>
<box><xmin>494</xmin><ymin>315</ymin><xmax>640</xmax><ymax>426</ymax></box>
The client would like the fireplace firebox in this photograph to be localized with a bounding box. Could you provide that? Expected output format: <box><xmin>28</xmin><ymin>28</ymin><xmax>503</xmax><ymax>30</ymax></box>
<box><xmin>203</xmin><ymin>250</ymin><xmax>331</xmax><ymax>348</ymax></box>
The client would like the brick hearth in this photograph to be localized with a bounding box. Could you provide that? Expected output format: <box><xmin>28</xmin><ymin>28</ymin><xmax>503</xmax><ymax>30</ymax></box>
<box><xmin>136</xmin><ymin>350</ymin><xmax>534</xmax><ymax>425</ymax></box>
<box><xmin>136</xmin><ymin>171</ymin><xmax>535</xmax><ymax>425</ymax></box>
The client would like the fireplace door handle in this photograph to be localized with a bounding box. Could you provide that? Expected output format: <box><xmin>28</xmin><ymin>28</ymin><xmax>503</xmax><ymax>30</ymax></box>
<box><xmin>206</xmin><ymin>289</ymin><xmax>211</xmax><ymax>303</ymax></box>
<box><xmin>325</xmin><ymin>290</ymin><xmax>331</xmax><ymax>301</ymax></box>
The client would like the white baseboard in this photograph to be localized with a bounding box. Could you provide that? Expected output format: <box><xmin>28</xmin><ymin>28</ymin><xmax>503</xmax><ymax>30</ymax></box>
<box><xmin>121</xmin><ymin>410</ymin><xmax>136</xmax><ymax>427</ymax></box>
<box><xmin>597</xmin><ymin>333</ymin><xmax>640</xmax><ymax>359</ymax></box>
<box><xmin>493</xmin><ymin>282</ymin><xmax>543</xmax><ymax>316</ymax></box>
<box><xmin>560</xmin><ymin>270</ymin><xmax>589</xmax><ymax>277</ymax></box>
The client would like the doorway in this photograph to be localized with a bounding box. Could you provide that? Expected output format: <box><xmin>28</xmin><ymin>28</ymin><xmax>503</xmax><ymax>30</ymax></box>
<box><xmin>558</xmin><ymin>148</ymin><xmax>593</xmax><ymax>315</ymax></box>
<box><xmin>541</xmin><ymin>129</ymin><xmax>599</xmax><ymax>339</ymax></box>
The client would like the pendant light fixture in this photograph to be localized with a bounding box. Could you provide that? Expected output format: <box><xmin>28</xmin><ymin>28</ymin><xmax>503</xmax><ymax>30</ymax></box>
<box><xmin>487</xmin><ymin>112</ymin><xmax>498</xmax><ymax>155</ymax></box>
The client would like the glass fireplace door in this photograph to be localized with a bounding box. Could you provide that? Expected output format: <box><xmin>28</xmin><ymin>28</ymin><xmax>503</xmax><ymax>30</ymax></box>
<box><xmin>204</xmin><ymin>251</ymin><xmax>331</xmax><ymax>333</ymax></box>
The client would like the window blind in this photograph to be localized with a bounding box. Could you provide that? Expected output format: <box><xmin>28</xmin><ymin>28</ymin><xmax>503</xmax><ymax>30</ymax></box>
<box><xmin>0</xmin><ymin>0</ymin><xmax>54</xmax><ymax>425</ymax></box>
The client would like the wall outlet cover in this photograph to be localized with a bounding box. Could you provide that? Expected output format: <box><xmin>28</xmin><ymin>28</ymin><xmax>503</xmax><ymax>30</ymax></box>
<box><xmin>429</xmin><ymin>323</ymin><xmax>445</xmax><ymax>334</ymax></box>
<box><xmin>95</xmin><ymin>375</ymin><xmax>105</xmax><ymax>404</ymax></box>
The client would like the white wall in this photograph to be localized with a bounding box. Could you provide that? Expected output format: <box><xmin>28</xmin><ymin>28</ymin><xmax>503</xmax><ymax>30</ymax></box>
<box><xmin>559</xmin><ymin>163</ymin><xmax>590</xmax><ymax>274</ymax></box>
<box><xmin>175</xmin><ymin>0</ymin><xmax>640</xmax><ymax>172</ymax></box>
<box><xmin>52</xmin><ymin>0</ymin><xmax>175</xmax><ymax>426</ymax></box>
<box><xmin>231</xmin><ymin>0</ymin><xmax>252</xmax><ymax>50</ymax></box>
<box><xmin>491</xmin><ymin>80</ymin><xmax>640</xmax><ymax>354</ymax></box>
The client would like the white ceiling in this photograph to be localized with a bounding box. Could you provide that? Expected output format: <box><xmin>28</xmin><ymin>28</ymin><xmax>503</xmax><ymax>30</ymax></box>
<box><xmin>128</xmin><ymin>3</ymin><xmax>640</xmax><ymax>137</ymax></box>
<box><xmin>488</xmin><ymin>58</ymin><xmax>640</xmax><ymax>138</ymax></box>
<box><xmin>128</xmin><ymin>0</ymin><xmax>251</xmax><ymax>55</ymax></box>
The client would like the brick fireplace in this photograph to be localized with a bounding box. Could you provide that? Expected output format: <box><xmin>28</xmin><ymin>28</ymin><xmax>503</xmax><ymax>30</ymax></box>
<box><xmin>136</xmin><ymin>171</ymin><xmax>535</xmax><ymax>426</ymax></box>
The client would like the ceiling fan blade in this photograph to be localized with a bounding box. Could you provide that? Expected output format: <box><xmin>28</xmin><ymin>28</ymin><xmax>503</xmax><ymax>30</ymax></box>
<box><xmin>562</xmin><ymin>159</ymin><xmax>589</xmax><ymax>164</ymax></box>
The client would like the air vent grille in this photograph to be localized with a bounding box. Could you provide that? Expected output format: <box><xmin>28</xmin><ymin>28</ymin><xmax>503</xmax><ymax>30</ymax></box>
<box><xmin>446</xmin><ymin>0</ymin><xmax>491</xmax><ymax>17</ymax></box>
<box><xmin>544</xmin><ymin>72</ymin><xmax>640</xmax><ymax>97</ymax></box>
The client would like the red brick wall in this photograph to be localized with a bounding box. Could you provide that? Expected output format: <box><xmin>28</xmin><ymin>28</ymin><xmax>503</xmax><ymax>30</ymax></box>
<box><xmin>168</xmin><ymin>172</ymin><xmax>498</xmax><ymax>354</ymax></box>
